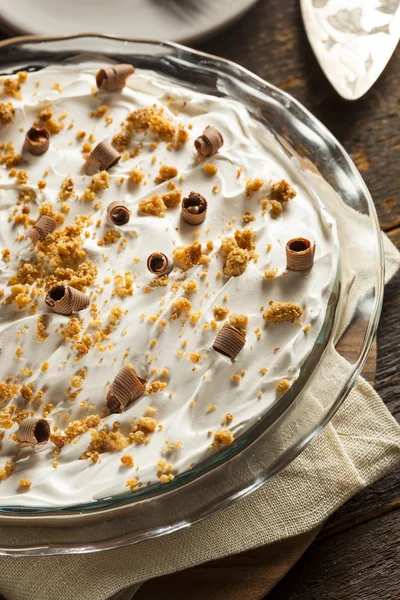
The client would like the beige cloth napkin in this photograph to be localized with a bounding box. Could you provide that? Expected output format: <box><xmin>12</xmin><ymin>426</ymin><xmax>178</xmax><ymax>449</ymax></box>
<box><xmin>0</xmin><ymin>233</ymin><xmax>399</xmax><ymax>600</ymax></box>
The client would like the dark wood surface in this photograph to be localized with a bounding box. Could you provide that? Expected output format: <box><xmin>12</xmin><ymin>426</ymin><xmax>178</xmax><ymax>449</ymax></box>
<box><xmin>0</xmin><ymin>2</ymin><xmax>399</xmax><ymax>598</ymax></box>
<box><xmin>199</xmin><ymin>1</ymin><xmax>400</xmax><ymax>599</ymax></box>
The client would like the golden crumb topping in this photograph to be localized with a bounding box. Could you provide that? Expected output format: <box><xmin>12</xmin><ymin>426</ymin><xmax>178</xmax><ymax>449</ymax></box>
<box><xmin>2</xmin><ymin>72</ymin><xmax>27</xmax><ymax>99</ymax></box>
<box><xmin>161</xmin><ymin>189</ymin><xmax>182</xmax><ymax>208</ymax></box>
<box><xmin>263</xmin><ymin>301</ymin><xmax>302</xmax><ymax>323</ymax></box>
<box><xmin>213</xmin><ymin>306</ymin><xmax>229</xmax><ymax>321</ymax></box>
<box><xmin>189</xmin><ymin>352</ymin><xmax>202</xmax><ymax>364</ymax></box>
<box><xmin>242</xmin><ymin>211</ymin><xmax>255</xmax><ymax>224</ymax></box>
<box><xmin>203</xmin><ymin>163</ymin><xmax>218</xmax><ymax>176</ymax></box>
<box><xmin>121</xmin><ymin>455</ymin><xmax>134</xmax><ymax>467</ymax></box>
<box><xmin>172</xmin><ymin>298</ymin><xmax>192</xmax><ymax>313</ymax></box>
<box><xmin>138</xmin><ymin>195</ymin><xmax>166</xmax><ymax>217</ymax></box>
<box><xmin>229</xmin><ymin>313</ymin><xmax>248</xmax><ymax>329</ymax></box>
<box><xmin>0</xmin><ymin>102</ymin><xmax>15</xmax><ymax>124</ymax></box>
<box><xmin>155</xmin><ymin>164</ymin><xmax>178</xmax><ymax>184</ymax></box>
<box><xmin>173</xmin><ymin>243</ymin><xmax>202</xmax><ymax>271</ymax></box>
<box><xmin>245</xmin><ymin>178</ymin><xmax>264</xmax><ymax>196</ymax></box>
<box><xmin>213</xmin><ymin>429</ymin><xmax>234</xmax><ymax>447</ymax></box>
<box><xmin>264</xmin><ymin>268</ymin><xmax>278</xmax><ymax>279</ymax></box>
<box><xmin>223</xmin><ymin>247</ymin><xmax>249</xmax><ymax>277</ymax></box>
<box><xmin>276</xmin><ymin>379</ymin><xmax>291</xmax><ymax>393</ymax></box>
<box><xmin>146</xmin><ymin>381</ymin><xmax>167</xmax><ymax>394</ymax></box>
<box><xmin>18</xmin><ymin>478</ymin><xmax>32</xmax><ymax>489</ymax></box>
<box><xmin>0</xmin><ymin>141</ymin><xmax>22</xmax><ymax>168</ymax></box>
<box><xmin>38</xmin><ymin>108</ymin><xmax>64</xmax><ymax>134</ymax></box>
<box><xmin>129</xmin><ymin>168</ymin><xmax>144</xmax><ymax>184</ymax></box>
<box><xmin>234</xmin><ymin>229</ymin><xmax>255</xmax><ymax>251</ymax></box>
<box><xmin>271</xmin><ymin>179</ymin><xmax>296</xmax><ymax>203</ymax></box>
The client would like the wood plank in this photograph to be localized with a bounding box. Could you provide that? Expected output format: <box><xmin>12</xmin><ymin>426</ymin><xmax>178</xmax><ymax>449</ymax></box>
<box><xmin>135</xmin><ymin>529</ymin><xmax>320</xmax><ymax>600</ymax></box>
<box><xmin>267</xmin><ymin>510</ymin><xmax>400</xmax><ymax>600</ymax></box>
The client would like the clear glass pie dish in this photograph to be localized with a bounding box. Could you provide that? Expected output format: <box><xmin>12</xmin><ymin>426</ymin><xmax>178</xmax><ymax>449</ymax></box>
<box><xmin>0</xmin><ymin>34</ymin><xmax>383</xmax><ymax>555</ymax></box>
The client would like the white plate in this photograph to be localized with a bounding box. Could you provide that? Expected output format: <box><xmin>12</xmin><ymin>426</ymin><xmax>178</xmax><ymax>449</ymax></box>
<box><xmin>0</xmin><ymin>0</ymin><xmax>259</xmax><ymax>44</ymax></box>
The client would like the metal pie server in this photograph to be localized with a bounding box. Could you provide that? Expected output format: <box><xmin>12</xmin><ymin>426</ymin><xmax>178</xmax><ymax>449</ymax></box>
<box><xmin>300</xmin><ymin>0</ymin><xmax>400</xmax><ymax>100</ymax></box>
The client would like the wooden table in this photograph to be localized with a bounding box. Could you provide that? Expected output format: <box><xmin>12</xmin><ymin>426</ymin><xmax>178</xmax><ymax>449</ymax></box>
<box><xmin>198</xmin><ymin>1</ymin><xmax>400</xmax><ymax>598</ymax></box>
<box><xmin>0</xmin><ymin>2</ymin><xmax>398</xmax><ymax>597</ymax></box>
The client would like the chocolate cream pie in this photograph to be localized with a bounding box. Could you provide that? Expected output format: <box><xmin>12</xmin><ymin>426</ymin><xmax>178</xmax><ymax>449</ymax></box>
<box><xmin>0</xmin><ymin>61</ymin><xmax>338</xmax><ymax>507</ymax></box>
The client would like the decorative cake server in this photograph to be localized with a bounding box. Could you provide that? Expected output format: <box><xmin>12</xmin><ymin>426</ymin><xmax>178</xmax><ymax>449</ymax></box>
<box><xmin>300</xmin><ymin>0</ymin><xmax>400</xmax><ymax>99</ymax></box>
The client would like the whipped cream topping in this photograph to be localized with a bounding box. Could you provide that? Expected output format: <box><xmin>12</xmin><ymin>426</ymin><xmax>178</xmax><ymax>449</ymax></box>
<box><xmin>0</xmin><ymin>61</ymin><xmax>338</xmax><ymax>507</ymax></box>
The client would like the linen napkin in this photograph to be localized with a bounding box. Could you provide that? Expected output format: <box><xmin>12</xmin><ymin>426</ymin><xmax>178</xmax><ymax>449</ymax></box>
<box><xmin>0</xmin><ymin>231</ymin><xmax>398</xmax><ymax>600</ymax></box>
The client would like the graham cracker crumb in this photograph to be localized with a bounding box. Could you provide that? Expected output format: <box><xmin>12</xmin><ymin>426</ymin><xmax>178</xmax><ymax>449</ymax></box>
<box><xmin>146</xmin><ymin>381</ymin><xmax>167</xmax><ymax>394</ymax></box>
<box><xmin>276</xmin><ymin>379</ymin><xmax>291</xmax><ymax>393</ymax></box>
<box><xmin>0</xmin><ymin>102</ymin><xmax>15</xmax><ymax>124</ymax></box>
<box><xmin>189</xmin><ymin>311</ymin><xmax>202</xmax><ymax>325</ymax></box>
<box><xmin>263</xmin><ymin>301</ymin><xmax>302</xmax><ymax>323</ymax></box>
<box><xmin>229</xmin><ymin>313</ymin><xmax>248</xmax><ymax>329</ymax></box>
<box><xmin>126</xmin><ymin>477</ymin><xmax>140</xmax><ymax>491</ymax></box>
<box><xmin>89</xmin><ymin>105</ymin><xmax>109</xmax><ymax>118</ymax></box>
<box><xmin>130</xmin><ymin>168</ymin><xmax>144</xmax><ymax>184</ymax></box>
<box><xmin>264</xmin><ymin>268</ymin><xmax>278</xmax><ymax>279</ymax></box>
<box><xmin>270</xmin><ymin>200</ymin><xmax>283</xmax><ymax>218</ymax></box>
<box><xmin>162</xmin><ymin>189</ymin><xmax>182</xmax><ymax>208</ymax></box>
<box><xmin>138</xmin><ymin>195</ymin><xmax>166</xmax><ymax>217</ymax></box>
<box><xmin>234</xmin><ymin>228</ymin><xmax>255</xmax><ymax>251</ymax></box>
<box><xmin>213</xmin><ymin>429</ymin><xmax>234</xmax><ymax>447</ymax></box>
<box><xmin>173</xmin><ymin>243</ymin><xmax>202</xmax><ymax>271</ymax></box>
<box><xmin>242</xmin><ymin>211</ymin><xmax>255</xmax><ymax>224</ymax></box>
<box><xmin>213</xmin><ymin>306</ymin><xmax>229</xmax><ymax>321</ymax></box>
<box><xmin>172</xmin><ymin>298</ymin><xmax>192</xmax><ymax>312</ymax></box>
<box><xmin>203</xmin><ymin>163</ymin><xmax>218</xmax><ymax>176</ymax></box>
<box><xmin>121</xmin><ymin>455</ymin><xmax>134</xmax><ymax>467</ymax></box>
<box><xmin>18</xmin><ymin>478</ymin><xmax>32</xmax><ymax>489</ymax></box>
<box><xmin>189</xmin><ymin>352</ymin><xmax>202</xmax><ymax>364</ymax></box>
<box><xmin>271</xmin><ymin>179</ymin><xmax>296</xmax><ymax>203</ymax></box>
<box><xmin>245</xmin><ymin>178</ymin><xmax>264</xmax><ymax>196</ymax></box>
<box><xmin>155</xmin><ymin>164</ymin><xmax>178</xmax><ymax>184</ymax></box>
<box><xmin>223</xmin><ymin>247</ymin><xmax>249</xmax><ymax>277</ymax></box>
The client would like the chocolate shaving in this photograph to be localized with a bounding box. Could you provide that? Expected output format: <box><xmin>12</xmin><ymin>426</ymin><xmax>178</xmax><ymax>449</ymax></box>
<box><xmin>24</xmin><ymin>127</ymin><xmax>50</xmax><ymax>156</ymax></box>
<box><xmin>85</xmin><ymin>140</ymin><xmax>121</xmax><ymax>174</ymax></box>
<box><xmin>286</xmin><ymin>238</ymin><xmax>315</xmax><ymax>271</ymax></box>
<box><xmin>45</xmin><ymin>285</ymin><xmax>90</xmax><ymax>315</ymax></box>
<box><xmin>147</xmin><ymin>252</ymin><xmax>173</xmax><ymax>277</ymax></box>
<box><xmin>106</xmin><ymin>364</ymin><xmax>147</xmax><ymax>413</ymax></box>
<box><xmin>96</xmin><ymin>64</ymin><xmax>135</xmax><ymax>92</ymax></box>
<box><xmin>212</xmin><ymin>323</ymin><xmax>246</xmax><ymax>360</ymax></box>
<box><xmin>107</xmin><ymin>201</ymin><xmax>130</xmax><ymax>226</ymax></box>
<box><xmin>194</xmin><ymin>126</ymin><xmax>224</xmax><ymax>158</ymax></box>
<box><xmin>181</xmin><ymin>192</ymin><xmax>208</xmax><ymax>225</ymax></box>
<box><xmin>26</xmin><ymin>215</ymin><xmax>57</xmax><ymax>245</ymax></box>
<box><xmin>17</xmin><ymin>417</ymin><xmax>50</xmax><ymax>448</ymax></box>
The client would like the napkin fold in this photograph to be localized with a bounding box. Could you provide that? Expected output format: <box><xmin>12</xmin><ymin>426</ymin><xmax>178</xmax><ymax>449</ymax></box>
<box><xmin>0</xmin><ymin>233</ymin><xmax>398</xmax><ymax>600</ymax></box>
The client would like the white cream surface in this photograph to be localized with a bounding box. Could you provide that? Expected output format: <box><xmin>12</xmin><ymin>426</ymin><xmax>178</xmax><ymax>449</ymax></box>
<box><xmin>0</xmin><ymin>61</ymin><xmax>338</xmax><ymax>507</ymax></box>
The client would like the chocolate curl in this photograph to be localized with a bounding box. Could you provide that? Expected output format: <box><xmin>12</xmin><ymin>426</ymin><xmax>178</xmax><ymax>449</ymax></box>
<box><xmin>212</xmin><ymin>323</ymin><xmax>246</xmax><ymax>360</ymax></box>
<box><xmin>181</xmin><ymin>192</ymin><xmax>208</xmax><ymax>225</ymax></box>
<box><xmin>106</xmin><ymin>365</ymin><xmax>147</xmax><ymax>413</ymax></box>
<box><xmin>107</xmin><ymin>201</ymin><xmax>130</xmax><ymax>226</ymax></box>
<box><xmin>96</xmin><ymin>64</ymin><xmax>135</xmax><ymax>92</ymax></box>
<box><xmin>45</xmin><ymin>285</ymin><xmax>90</xmax><ymax>315</ymax></box>
<box><xmin>194</xmin><ymin>126</ymin><xmax>224</xmax><ymax>158</ymax></box>
<box><xmin>286</xmin><ymin>238</ymin><xmax>315</xmax><ymax>272</ymax></box>
<box><xmin>147</xmin><ymin>252</ymin><xmax>173</xmax><ymax>277</ymax></box>
<box><xmin>85</xmin><ymin>141</ymin><xmax>121</xmax><ymax>173</ymax></box>
<box><xmin>26</xmin><ymin>215</ymin><xmax>57</xmax><ymax>245</ymax></box>
<box><xmin>17</xmin><ymin>417</ymin><xmax>50</xmax><ymax>448</ymax></box>
<box><xmin>24</xmin><ymin>127</ymin><xmax>50</xmax><ymax>156</ymax></box>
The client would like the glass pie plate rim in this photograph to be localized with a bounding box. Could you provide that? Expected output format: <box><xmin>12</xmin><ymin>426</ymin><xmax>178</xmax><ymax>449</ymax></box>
<box><xmin>0</xmin><ymin>34</ymin><xmax>384</xmax><ymax>554</ymax></box>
